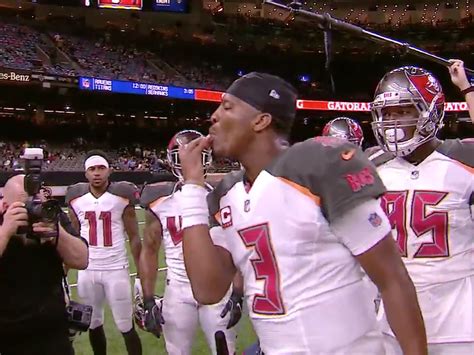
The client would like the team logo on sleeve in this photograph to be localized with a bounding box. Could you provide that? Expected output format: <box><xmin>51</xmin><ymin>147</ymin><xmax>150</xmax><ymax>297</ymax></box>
<box><xmin>368</xmin><ymin>212</ymin><xmax>382</xmax><ymax>227</ymax></box>
<box><xmin>345</xmin><ymin>167</ymin><xmax>375</xmax><ymax>192</ymax></box>
<box><xmin>220</xmin><ymin>206</ymin><xmax>233</xmax><ymax>228</ymax></box>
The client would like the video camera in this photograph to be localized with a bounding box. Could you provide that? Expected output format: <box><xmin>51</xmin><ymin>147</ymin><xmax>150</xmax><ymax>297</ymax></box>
<box><xmin>17</xmin><ymin>148</ymin><xmax>62</xmax><ymax>238</ymax></box>
<box><xmin>66</xmin><ymin>300</ymin><xmax>93</xmax><ymax>332</ymax></box>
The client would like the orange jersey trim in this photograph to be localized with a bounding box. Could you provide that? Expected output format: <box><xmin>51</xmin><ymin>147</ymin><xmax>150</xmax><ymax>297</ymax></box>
<box><xmin>277</xmin><ymin>177</ymin><xmax>321</xmax><ymax>205</ymax></box>
<box><xmin>214</xmin><ymin>211</ymin><xmax>222</xmax><ymax>225</ymax></box>
<box><xmin>454</xmin><ymin>160</ymin><xmax>474</xmax><ymax>174</ymax></box>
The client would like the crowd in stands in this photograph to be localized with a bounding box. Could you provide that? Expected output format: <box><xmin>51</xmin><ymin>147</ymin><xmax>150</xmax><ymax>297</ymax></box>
<box><xmin>0</xmin><ymin>139</ymin><xmax>237</xmax><ymax>173</ymax></box>
<box><xmin>55</xmin><ymin>33</ymin><xmax>161</xmax><ymax>83</ymax></box>
<box><xmin>0</xmin><ymin>4</ymin><xmax>472</xmax><ymax>96</ymax></box>
<box><xmin>0</xmin><ymin>23</ymin><xmax>43</xmax><ymax>71</ymax></box>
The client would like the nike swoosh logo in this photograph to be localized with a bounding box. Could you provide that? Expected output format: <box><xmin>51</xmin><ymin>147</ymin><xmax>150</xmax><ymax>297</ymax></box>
<box><xmin>341</xmin><ymin>149</ymin><xmax>356</xmax><ymax>160</ymax></box>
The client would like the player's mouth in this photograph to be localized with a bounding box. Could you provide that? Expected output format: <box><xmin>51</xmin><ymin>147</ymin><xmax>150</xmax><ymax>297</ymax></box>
<box><xmin>208</xmin><ymin>129</ymin><xmax>217</xmax><ymax>145</ymax></box>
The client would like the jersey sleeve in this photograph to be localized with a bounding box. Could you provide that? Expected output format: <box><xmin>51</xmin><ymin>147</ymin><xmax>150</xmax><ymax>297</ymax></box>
<box><xmin>110</xmin><ymin>182</ymin><xmax>140</xmax><ymax>206</ymax></box>
<box><xmin>438</xmin><ymin>139</ymin><xmax>474</xmax><ymax>205</ymax></box>
<box><xmin>206</xmin><ymin>174</ymin><xmax>243</xmax><ymax>252</ymax></box>
<box><xmin>271</xmin><ymin>138</ymin><xmax>386</xmax><ymax>223</ymax></box>
<box><xmin>139</xmin><ymin>182</ymin><xmax>175</xmax><ymax>209</ymax></box>
<box><xmin>207</xmin><ymin>189</ymin><xmax>226</xmax><ymax>248</ymax></box>
<box><xmin>319</xmin><ymin>143</ymin><xmax>386</xmax><ymax>222</ymax></box>
<box><xmin>330</xmin><ymin>198</ymin><xmax>391</xmax><ymax>255</ymax></box>
<box><xmin>65</xmin><ymin>183</ymin><xmax>88</xmax><ymax>206</ymax></box>
<box><xmin>364</xmin><ymin>146</ymin><xmax>382</xmax><ymax>159</ymax></box>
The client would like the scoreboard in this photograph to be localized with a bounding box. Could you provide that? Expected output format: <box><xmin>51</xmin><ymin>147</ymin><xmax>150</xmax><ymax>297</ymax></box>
<box><xmin>32</xmin><ymin>0</ymin><xmax>189</xmax><ymax>12</ymax></box>
<box><xmin>152</xmin><ymin>0</ymin><xmax>188</xmax><ymax>13</ymax></box>
<box><xmin>79</xmin><ymin>77</ymin><xmax>195</xmax><ymax>99</ymax></box>
<box><xmin>97</xmin><ymin>0</ymin><xmax>143</xmax><ymax>10</ymax></box>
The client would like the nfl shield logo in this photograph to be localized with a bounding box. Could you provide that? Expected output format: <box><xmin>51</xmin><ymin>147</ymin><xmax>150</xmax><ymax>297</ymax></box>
<box><xmin>368</xmin><ymin>213</ymin><xmax>382</xmax><ymax>227</ymax></box>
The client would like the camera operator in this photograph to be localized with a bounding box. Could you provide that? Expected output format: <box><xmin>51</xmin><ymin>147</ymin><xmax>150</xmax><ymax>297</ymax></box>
<box><xmin>0</xmin><ymin>174</ymin><xmax>89</xmax><ymax>355</ymax></box>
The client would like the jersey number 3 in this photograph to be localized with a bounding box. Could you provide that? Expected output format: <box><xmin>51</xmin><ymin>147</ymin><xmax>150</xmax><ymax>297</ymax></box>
<box><xmin>239</xmin><ymin>223</ymin><xmax>285</xmax><ymax>316</ymax></box>
<box><xmin>85</xmin><ymin>211</ymin><xmax>113</xmax><ymax>247</ymax></box>
<box><xmin>381</xmin><ymin>191</ymin><xmax>449</xmax><ymax>258</ymax></box>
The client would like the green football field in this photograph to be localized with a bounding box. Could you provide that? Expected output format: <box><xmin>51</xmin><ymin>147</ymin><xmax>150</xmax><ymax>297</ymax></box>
<box><xmin>67</xmin><ymin>208</ymin><xmax>257</xmax><ymax>355</ymax></box>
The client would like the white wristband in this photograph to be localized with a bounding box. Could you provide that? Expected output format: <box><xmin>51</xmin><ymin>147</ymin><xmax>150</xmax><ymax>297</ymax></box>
<box><xmin>180</xmin><ymin>184</ymin><xmax>209</xmax><ymax>229</ymax></box>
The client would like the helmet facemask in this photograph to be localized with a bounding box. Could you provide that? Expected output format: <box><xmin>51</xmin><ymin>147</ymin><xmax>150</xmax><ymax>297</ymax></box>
<box><xmin>371</xmin><ymin>67</ymin><xmax>445</xmax><ymax>157</ymax></box>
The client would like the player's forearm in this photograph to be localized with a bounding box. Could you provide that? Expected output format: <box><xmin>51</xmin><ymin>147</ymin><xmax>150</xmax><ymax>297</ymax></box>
<box><xmin>129</xmin><ymin>236</ymin><xmax>142</xmax><ymax>271</ymax></box>
<box><xmin>465</xmin><ymin>91</ymin><xmax>474</xmax><ymax>124</ymax></box>
<box><xmin>139</xmin><ymin>246</ymin><xmax>158</xmax><ymax>298</ymax></box>
<box><xmin>232</xmin><ymin>271</ymin><xmax>244</xmax><ymax>297</ymax></box>
<box><xmin>183</xmin><ymin>225</ymin><xmax>235</xmax><ymax>304</ymax></box>
<box><xmin>57</xmin><ymin>229</ymin><xmax>89</xmax><ymax>270</ymax></box>
<box><xmin>381</xmin><ymin>278</ymin><xmax>427</xmax><ymax>355</ymax></box>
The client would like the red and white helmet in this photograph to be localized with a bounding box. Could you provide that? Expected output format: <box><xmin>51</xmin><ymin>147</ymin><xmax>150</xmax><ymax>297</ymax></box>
<box><xmin>371</xmin><ymin>66</ymin><xmax>445</xmax><ymax>156</ymax></box>
<box><xmin>133</xmin><ymin>278</ymin><xmax>162</xmax><ymax>330</ymax></box>
<box><xmin>322</xmin><ymin>117</ymin><xmax>364</xmax><ymax>146</ymax></box>
<box><xmin>166</xmin><ymin>130</ymin><xmax>212</xmax><ymax>180</ymax></box>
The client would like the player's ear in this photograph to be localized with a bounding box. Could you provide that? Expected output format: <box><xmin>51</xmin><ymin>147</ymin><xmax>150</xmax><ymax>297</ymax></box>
<box><xmin>1</xmin><ymin>200</ymin><xmax>8</xmax><ymax>213</ymax></box>
<box><xmin>253</xmin><ymin>112</ymin><xmax>272</xmax><ymax>133</ymax></box>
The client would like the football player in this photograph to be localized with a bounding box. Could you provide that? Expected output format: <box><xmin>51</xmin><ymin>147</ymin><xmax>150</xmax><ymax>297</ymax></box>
<box><xmin>66</xmin><ymin>150</ymin><xmax>142</xmax><ymax>355</ymax></box>
<box><xmin>368</xmin><ymin>66</ymin><xmax>474</xmax><ymax>354</ymax></box>
<box><xmin>138</xmin><ymin>130</ymin><xmax>241</xmax><ymax>355</ymax></box>
<box><xmin>178</xmin><ymin>72</ymin><xmax>427</xmax><ymax>354</ymax></box>
<box><xmin>322</xmin><ymin>116</ymin><xmax>364</xmax><ymax>146</ymax></box>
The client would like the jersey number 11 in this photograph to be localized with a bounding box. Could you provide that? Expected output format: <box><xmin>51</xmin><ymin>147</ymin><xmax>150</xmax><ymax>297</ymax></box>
<box><xmin>85</xmin><ymin>211</ymin><xmax>113</xmax><ymax>247</ymax></box>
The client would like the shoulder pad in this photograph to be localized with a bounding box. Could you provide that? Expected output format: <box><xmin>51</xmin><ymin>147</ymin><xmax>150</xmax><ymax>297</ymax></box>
<box><xmin>269</xmin><ymin>137</ymin><xmax>386</xmax><ymax>222</ymax></box>
<box><xmin>364</xmin><ymin>146</ymin><xmax>395</xmax><ymax>167</ymax></box>
<box><xmin>437</xmin><ymin>139</ymin><xmax>474</xmax><ymax>168</ymax></box>
<box><xmin>65</xmin><ymin>183</ymin><xmax>89</xmax><ymax>205</ymax></box>
<box><xmin>109</xmin><ymin>181</ymin><xmax>140</xmax><ymax>205</ymax></box>
<box><xmin>207</xmin><ymin>170</ymin><xmax>244</xmax><ymax>216</ymax></box>
<box><xmin>268</xmin><ymin>137</ymin><xmax>338</xmax><ymax>180</ymax></box>
<box><xmin>140</xmin><ymin>181</ymin><xmax>177</xmax><ymax>208</ymax></box>
<box><xmin>364</xmin><ymin>146</ymin><xmax>382</xmax><ymax>158</ymax></box>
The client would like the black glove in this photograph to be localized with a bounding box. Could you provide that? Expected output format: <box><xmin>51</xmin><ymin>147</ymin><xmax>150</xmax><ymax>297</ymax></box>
<box><xmin>220</xmin><ymin>292</ymin><xmax>243</xmax><ymax>329</ymax></box>
<box><xmin>144</xmin><ymin>297</ymin><xmax>165</xmax><ymax>338</ymax></box>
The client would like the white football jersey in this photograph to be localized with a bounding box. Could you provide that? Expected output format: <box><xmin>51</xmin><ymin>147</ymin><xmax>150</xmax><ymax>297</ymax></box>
<box><xmin>141</xmin><ymin>182</ymin><xmax>213</xmax><ymax>283</ymax></box>
<box><xmin>66</xmin><ymin>182</ymin><xmax>139</xmax><ymax>270</ymax></box>
<box><xmin>369</xmin><ymin>139</ymin><xmax>474</xmax><ymax>343</ymax></box>
<box><xmin>207</xmin><ymin>138</ymin><xmax>390</xmax><ymax>353</ymax></box>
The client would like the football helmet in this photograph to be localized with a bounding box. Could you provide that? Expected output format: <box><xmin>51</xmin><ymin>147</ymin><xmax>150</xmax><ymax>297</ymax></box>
<box><xmin>371</xmin><ymin>66</ymin><xmax>445</xmax><ymax>157</ymax></box>
<box><xmin>133</xmin><ymin>288</ymin><xmax>162</xmax><ymax>330</ymax></box>
<box><xmin>322</xmin><ymin>117</ymin><xmax>364</xmax><ymax>146</ymax></box>
<box><xmin>167</xmin><ymin>130</ymin><xmax>212</xmax><ymax>180</ymax></box>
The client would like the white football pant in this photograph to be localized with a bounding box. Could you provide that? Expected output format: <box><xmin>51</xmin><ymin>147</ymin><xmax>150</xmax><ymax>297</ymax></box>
<box><xmin>77</xmin><ymin>268</ymin><xmax>133</xmax><ymax>333</ymax></box>
<box><xmin>162</xmin><ymin>278</ymin><xmax>237</xmax><ymax>355</ymax></box>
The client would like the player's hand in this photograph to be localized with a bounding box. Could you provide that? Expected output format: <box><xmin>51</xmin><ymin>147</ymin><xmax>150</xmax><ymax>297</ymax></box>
<box><xmin>220</xmin><ymin>292</ymin><xmax>243</xmax><ymax>329</ymax></box>
<box><xmin>144</xmin><ymin>297</ymin><xmax>165</xmax><ymax>338</ymax></box>
<box><xmin>448</xmin><ymin>59</ymin><xmax>471</xmax><ymax>91</ymax></box>
<box><xmin>0</xmin><ymin>202</ymin><xmax>28</xmax><ymax>237</ymax></box>
<box><xmin>178</xmin><ymin>135</ymin><xmax>212</xmax><ymax>187</ymax></box>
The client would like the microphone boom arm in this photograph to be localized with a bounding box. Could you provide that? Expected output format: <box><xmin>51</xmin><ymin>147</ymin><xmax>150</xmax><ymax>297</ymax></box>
<box><xmin>264</xmin><ymin>0</ymin><xmax>474</xmax><ymax>75</ymax></box>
